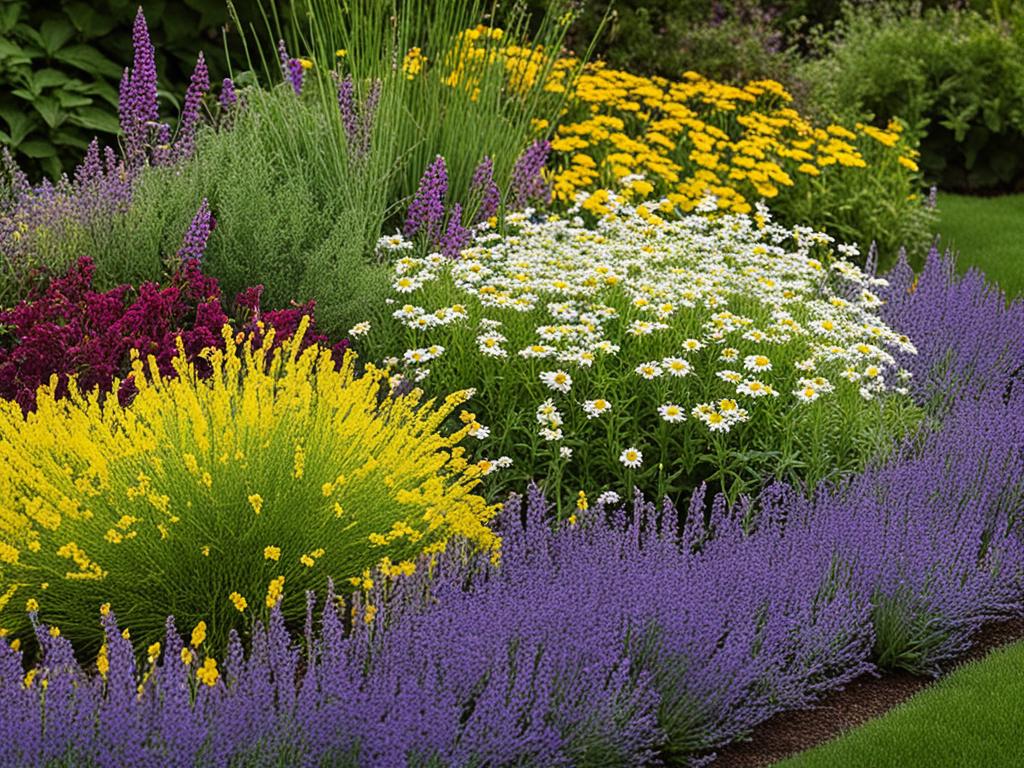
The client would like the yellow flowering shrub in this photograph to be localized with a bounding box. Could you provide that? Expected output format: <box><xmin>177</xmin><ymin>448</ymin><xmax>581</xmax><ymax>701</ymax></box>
<box><xmin>0</xmin><ymin>318</ymin><xmax>498</xmax><ymax>655</ymax></box>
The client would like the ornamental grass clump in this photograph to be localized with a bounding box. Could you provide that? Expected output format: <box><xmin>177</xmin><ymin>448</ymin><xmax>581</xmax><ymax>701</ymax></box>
<box><xmin>363</xmin><ymin>192</ymin><xmax>921</xmax><ymax>510</ymax></box>
<box><xmin>0</xmin><ymin>318</ymin><xmax>498</xmax><ymax>657</ymax></box>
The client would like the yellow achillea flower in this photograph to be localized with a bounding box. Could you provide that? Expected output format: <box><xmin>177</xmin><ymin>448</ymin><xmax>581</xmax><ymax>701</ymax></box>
<box><xmin>190</xmin><ymin>621</ymin><xmax>206</xmax><ymax>648</ymax></box>
<box><xmin>264</xmin><ymin>546</ymin><xmax>281</xmax><ymax>562</ymax></box>
<box><xmin>248</xmin><ymin>494</ymin><xmax>264</xmax><ymax>515</ymax></box>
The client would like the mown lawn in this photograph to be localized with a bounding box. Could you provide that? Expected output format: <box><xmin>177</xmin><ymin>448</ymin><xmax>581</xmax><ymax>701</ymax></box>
<box><xmin>935</xmin><ymin>192</ymin><xmax>1024</xmax><ymax>296</ymax></box>
<box><xmin>774</xmin><ymin>634</ymin><xmax>1024</xmax><ymax>766</ymax></box>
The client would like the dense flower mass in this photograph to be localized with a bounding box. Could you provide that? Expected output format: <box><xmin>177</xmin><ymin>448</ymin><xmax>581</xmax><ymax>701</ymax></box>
<box><xmin>0</xmin><ymin>255</ymin><xmax>343</xmax><ymax>412</ymax></box>
<box><xmin>366</xmin><ymin>192</ymin><xmax>919</xmax><ymax>505</ymax></box>
<box><xmin>0</xmin><ymin>320</ymin><xmax>499</xmax><ymax>654</ymax></box>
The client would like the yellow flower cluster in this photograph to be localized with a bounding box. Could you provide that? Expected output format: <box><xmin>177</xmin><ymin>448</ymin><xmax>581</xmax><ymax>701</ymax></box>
<box><xmin>434</xmin><ymin>28</ymin><xmax>920</xmax><ymax>215</ymax></box>
<box><xmin>544</xmin><ymin>66</ymin><xmax>920</xmax><ymax>213</ymax></box>
<box><xmin>0</xmin><ymin>318</ymin><xmax>499</xmax><ymax>651</ymax></box>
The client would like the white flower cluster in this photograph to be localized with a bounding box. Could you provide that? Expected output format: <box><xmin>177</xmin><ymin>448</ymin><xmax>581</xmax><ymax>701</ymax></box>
<box><xmin>369</xmin><ymin>192</ymin><xmax>916</xmax><ymax>461</ymax></box>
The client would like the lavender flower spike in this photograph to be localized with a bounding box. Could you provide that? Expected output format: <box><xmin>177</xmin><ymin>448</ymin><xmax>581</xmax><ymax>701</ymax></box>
<box><xmin>278</xmin><ymin>39</ymin><xmax>304</xmax><ymax>95</ymax></box>
<box><xmin>177</xmin><ymin>199</ymin><xmax>215</xmax><ymax>262</ymax></box>
<box><xmin>470</xmin><ymin>155</ymin><xmax>500</xmax><ymax>225</ymax></box>
<box><xmin>219</xmin><ymin>77</ymin><xmax>238</xmax><ymax>110</ymax></box>
<box><xmin>510</xmin><ymin>138</ymin><xmax>551</xmax><ymax>209</ymax></box>
<box><xmin>440</xmin><ymin>203</ymin><xmax>471</xmax><ymax>258</ymax></box>
<box><xmin>404</xmin><ymin>155</ymin><xmax>448</xmax><ymax>240</ymax></box>
<box><xmin>174</xmin><ymin>52</ymin><xmax>210</xmax><ymax>162</ymax></box>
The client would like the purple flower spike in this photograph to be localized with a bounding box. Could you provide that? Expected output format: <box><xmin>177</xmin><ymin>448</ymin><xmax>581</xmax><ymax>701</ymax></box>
<box><xmin>119</xmin><ymin>7</ymin><xmax>160</xmax><ymax>167</ymax></box>
<box><xmin>510</xmin><ymin>138</ymin><xmax>551</xmax><ymax>209</ymax></box>
<box><xmin>335</xmin><ymin>74</ymin><xmax>382</xmax><ymax>158</ymax></box>
<box><xmin>440</xmin><ymin>203</ymin><xmax>470</xmax><ymax>257</ymax></box>
<box><xmin>278</xmin><ymin>39</ymin><xmax>304</xmax><ymax>95</ymax></box>
<box><xmin>404</xmin><ymin>155</ymin><xmax>448</xmax><ymax>240</ymax></box>
<box><xmin>220</xmin><ymin>77</ymin><xmax>238</xmax><ymax>110</ymax></box>
<box><xmin>470</xmin><ymin>155</ymin><xmax>500</xmax><ymax>224</ymax></box>
<box><xmin>174</xmin><ymin>52</ymin><xmax>210</xmax><ymax>162</ymax></box>
<box><xmin>177</xmin><ymin>198</ymin><xmax>215</xmax><ymax>262</ymax></box>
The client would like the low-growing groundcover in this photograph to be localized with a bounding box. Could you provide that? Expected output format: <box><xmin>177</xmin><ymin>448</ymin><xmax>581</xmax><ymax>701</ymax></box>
<box><xmin>1</xmin><ymin>251</ymin><xmax>1022</xmax><ymax>766</ymax></box>
<box><xmin>776</xmin><ymin>640</ymin><xmax>1024</xmax><ymax>768</ymax></box>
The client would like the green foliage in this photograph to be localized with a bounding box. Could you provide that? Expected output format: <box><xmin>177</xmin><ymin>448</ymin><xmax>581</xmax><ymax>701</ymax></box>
<box><xmin>25</xmin><ymin>83</ymin><xmax>391</xmax><ymax>339</ymax></box>
<box><xmin>799</xmin><ymin>2</ymin><xmax>1024</xmax><ymax>192</ymax></box>
<box><xmin>522</xmin><ymin>0</ymin><xmax>797</xmax><ymax>85</ymax></box>
<box><xmin>0</xmin><ymin>0</ymin><xmax>284</xmax><ymax>180</ymax></box>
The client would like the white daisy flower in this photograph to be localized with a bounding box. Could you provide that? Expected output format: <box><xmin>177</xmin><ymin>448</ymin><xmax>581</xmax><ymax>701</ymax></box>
<box><xmin>540</xmin><ymin>370</ymin><xmax>573</xmax><ymax>393</ymax></box>
<box><xmin>348</xmin><ymin>321</ymin><xmax>371</xmax><ymax>337</ymax></box>
<box><xmin>658</xmin><ymin>403</ymin><xmax>685</xmax><ymax>423</ymax></box>
<box><xmin>635</xmin><ymin>362</ymin><xmax>663</xmax><ymax>380</ymax></box>
<box><xmin>743</xmin><ymin>354</ymin><xmax>772</xmax><ymax>372</ymax></box>
<box><xmin>583</xmin><ymin>399</ymin><xmax>612</xmax><ymax>419</ymax></box>
<box><xmin>662</xmin><ymin>357</ymin><xmax>692</xmax><ymax>377</ymax></box>
<box><xmin>619</xmin><ymin>447</ymin><xmax>643</xmax><ymax>468</ymax></box>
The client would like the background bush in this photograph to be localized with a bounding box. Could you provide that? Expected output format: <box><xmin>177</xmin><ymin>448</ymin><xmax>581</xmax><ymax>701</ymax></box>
<box><xmin>799</xmin><ymin>2</ymin><xmax>1024</xmax><ymax>192</ymax></box>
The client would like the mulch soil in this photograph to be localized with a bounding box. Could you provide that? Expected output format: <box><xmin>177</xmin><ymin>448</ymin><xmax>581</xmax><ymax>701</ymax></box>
<box><xmin>710</xmin><ymin>617</ymin><xmax>1024</xmax><ymax>767</ymax></box>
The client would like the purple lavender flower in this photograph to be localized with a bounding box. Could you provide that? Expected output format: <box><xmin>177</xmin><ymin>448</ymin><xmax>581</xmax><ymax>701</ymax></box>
<box><xmin>150</xmin><ymin>122</ymin><xmax>173</xmax><ymax>166</ymax></box>
<box><xmin>335</xmin><ymin>74</ymin><xmax>381</xmax><ymax>158</ymax></box>
<box><xmin>440</xmin><ymin>203</ymin><xmax>470</xmax><ymax>257</ymax></box>
<box><xmin>174</xmin><ymin>52</ymin><xmax>210</xmax><ymax>162</ymax></box>
<box><xmin>176</xmin><ymin>198</ymin><xmax>215</xmax><ymax>262</ymax></box>
<box><xmin>119</xmin><ymin>7</ymin><xmax>159</xmax><ymax>167</ymax></box>
<box><xmin>510</xmin><ymin>138</ymin><xmax>551</xmax><ymax>209</ymax></box>
<box><xmin>219</xmin><ymin>77</ymin><xmax>238</xmax><ymax>110</ymax></box>
<box><xmin>470</xmin><ymin>155</ymin><xmax>500</xmax><ymax>224</ymax></box>
<box><xmin>404</xmin><ymin>155</ymin><xmax>448</xmax><ymax>241</ymax></box>
<box><xmin>278</xmin><ymin>39</ymin><xmax>304</xmax><ymax>95</ymax></box>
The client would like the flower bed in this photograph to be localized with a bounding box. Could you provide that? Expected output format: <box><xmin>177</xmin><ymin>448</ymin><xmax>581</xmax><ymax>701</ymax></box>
<box><xmin>0</xmin><ymin>3</ymin><xmax>1021</xmax><ymax>766</ymax></box>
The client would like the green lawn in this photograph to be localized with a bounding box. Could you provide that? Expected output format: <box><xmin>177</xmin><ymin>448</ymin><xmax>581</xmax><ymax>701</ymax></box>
<box><xmin>935</xmin><ymin>192</ymin><xmax>1024</xmax><ymax>296</ymax></box>
<box><xmin>774</xmin><ymin>639</ymin><xmax>1024</xmax><ymax>767</ymax></box>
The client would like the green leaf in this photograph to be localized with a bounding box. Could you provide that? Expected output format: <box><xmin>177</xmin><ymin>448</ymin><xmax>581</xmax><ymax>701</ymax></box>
<box><xmin>56</xmin><ymin>90</ymin><xmax>93</xmax><ymax>109</ymax></box>
<box><xmin>33</xmin><ymin>96</ymin><xmax>66</xmax><ymax>129</ymax></box>
<box><xmin>79</xmin><ymin>80</ymin><xmax>119</xmax><ymax>107</ymax></box>
<box><xmin>18</xmin><ymin>139</ymin><xmax>58</xmax><ymax>158</ymax></box>
<box><xmin>0</xmin><ymin>107</ymin><xmax>36</xmax><ymax>145</ymax></box>
<box><xmin>38</xmin><ymin>19</ymin><xmax>75</xmax><ymax>57</ymax></box>
<box><xmin>0</xmin><ymin>3</ymin><xmax>22</xmax><ymax>35</ymax></box>
<box><xmin>63</xmin><ymin>2</ymin><xmax>117</xmax><ymax>37</ymax></box>
<box><xmin>55</xmin><ymin>44</ymin><xmax>123</xmax><ymax>79</ymax></box>
<box><xmin>33</xmin><ymin>68</ymin><xmax>70</xmax><ymax>91</ymax></box>
<box><xmin>0</xmin><ymin>39</ymin><xmax>25</xmax><ymax>59</ymax></box>
<box><xmin>67</xmin><ymin>107</ymin><xmax>120</xmax><ymax>135</ymax></box>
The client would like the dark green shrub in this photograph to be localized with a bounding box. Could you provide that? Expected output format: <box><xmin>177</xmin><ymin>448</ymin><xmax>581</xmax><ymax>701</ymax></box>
<box><xmin>799</xmin><ymin>2</ymin><xmax>1024</xmax><ymax>192</ymax></box>
<box><xmin>0</xmin><ymin>0</ymin><xmax>281</xmax><ymax>180</ymax></box>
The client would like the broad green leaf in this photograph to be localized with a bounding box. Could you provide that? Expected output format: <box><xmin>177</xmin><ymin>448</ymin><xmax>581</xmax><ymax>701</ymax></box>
<box><xmin>63</xmin><ymin>2</ymin><xmax>117</xmax><ymax>37</ymax></box>
<box><xmin>0</xmin><ymin>107</ymin><xmax>36</xmax><ymax>145</ymax></box>
<box><xmin>38</xmin><ymin>19</ymin><xmax>75</xmax><ymax>57</ymax></box>
<box><xmin>18</xmin><ymin>139</ymin><xmax>58</xmax><ymax>158</ymax></box>
<box><xmin>67</xmin><ymin>107</ymin><xmax>120</xmax><ymax>135</ymax></box>
<box><xmin>0</xmin><ymin>39</ymin><xmax>25</xmax><ymax>59</ymax></box>
<box><xmin>33</xmin><ymin>96</ymin><xmax>66</xmax><ymax>129</ymax></box>
<box><xmin>33</xmin><ymin>68</ymin><xmax>70</xmax><ymax>91</ymax></box>
<box><xmin>56</xmin><ymin>90</ymin><xmax>93</xmax><ymax>109</ymax></box>
<box><xmin>55</xmin><ymin>44</ymin><xmax>123</xmax><ymax>79</ymax></box>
